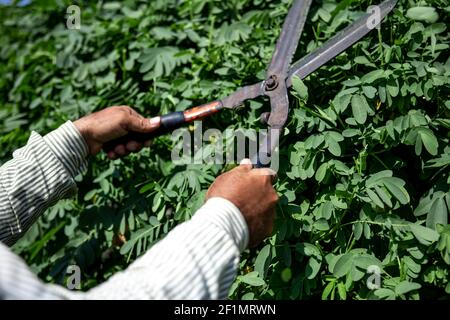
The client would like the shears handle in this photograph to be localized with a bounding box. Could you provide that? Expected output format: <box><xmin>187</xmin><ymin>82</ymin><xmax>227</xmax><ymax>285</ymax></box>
<box><xmin>254</xmin><ymin>156</ymin><xmax>271</xmax><ymax>168</ymax></box>
<box><xmin>103</xmin><ymin>101</ymin><xmax>222</xmax><ymax>153</ymax></box>
<box><xmin>251</xmin><ymin>127</ymin><xmax>281</xmax><ymax>169</ymax></box>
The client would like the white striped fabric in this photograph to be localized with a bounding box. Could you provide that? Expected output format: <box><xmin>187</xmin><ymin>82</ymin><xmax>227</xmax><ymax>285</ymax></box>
<box><xmin>84</xmin><ymin>198</ymin><xmax>248</xmax><ymax>300</ymax></box>
<box><xmin>0</xmin><ymin>121</ymin><xmax>249</xmax><ymax>300</ymax></box>
<box><xmin>0</xmin><ymin>121</ymin><xmax>88</xmax><ymax>246</ymax></box>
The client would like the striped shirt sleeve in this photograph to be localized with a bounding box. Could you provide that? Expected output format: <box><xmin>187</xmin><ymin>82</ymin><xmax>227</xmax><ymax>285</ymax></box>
<box><xmin>84</xmin><ymin>197</ymin><xmax>249</xmax><ymax>300</ymax></box>
<box><xmin>0</xmin><ymin>121</ymin><xmax>250</xmax><ymax>300</ymax></box>
<box><xmin>0</xmin><ymin>121</ymin><xmax>88</xmax><ymax>246</ymax></box>
<box><xmin>0</xmin><ymin>198</ymin><xmax>248</xmax><ymax>300</ymax></box>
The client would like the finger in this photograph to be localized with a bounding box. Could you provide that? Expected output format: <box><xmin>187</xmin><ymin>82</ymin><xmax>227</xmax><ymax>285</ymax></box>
<box><xmin>126</xmin><ymin>141</ymin><xmax>143</xmax><ymax>152</ymax></box>
<box><xmin>117</xmin><ymin>149</ymin><xmax>131</xmax><ymax>158</ymax></box>
<box><xmin>114</xmin><ymin>144</ymin><xmax>127</xmax><ymax>156</ymax></box>
<box><xmin>125</xmin><ymin>115</ymin><xmax>161</xmax><ymax>133</ymax></box>
<box><xmin>107</xmin><ymin>151</ymin><xmax>118</xmax><ymax>160</ymax></box>
<box><xmin>122</xmin><ymin>106</ymin><xmax>144</xmax><ymax>118</ymax></box>
<box><xmin>131</xmin><ymin>109</ymin><xmax>144</xmax><ymax>119</ymax></box>
<box><xmin>238</xmin><ymin>158</ymin><xmax>253</xmax><ymax>171</ymax></box>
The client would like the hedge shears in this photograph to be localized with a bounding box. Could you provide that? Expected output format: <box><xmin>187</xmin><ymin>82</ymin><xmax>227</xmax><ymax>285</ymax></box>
<box><xmin>105</xmin><ymin>0</ymin><xmax>397</xmax><ymax>167</ymax></box>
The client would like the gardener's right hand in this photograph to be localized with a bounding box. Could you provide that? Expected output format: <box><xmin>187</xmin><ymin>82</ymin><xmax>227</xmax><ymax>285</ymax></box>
<box><xmin>205</xmin><ymin>159</ymin><xmax>278</xmax><ymax>248</ymax></box>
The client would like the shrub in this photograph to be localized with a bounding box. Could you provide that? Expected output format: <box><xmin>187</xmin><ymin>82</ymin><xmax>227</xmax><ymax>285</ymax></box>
<box><xmin>0</xmin><ymin>0</ymin><xmax>449</xmax><ymax>299</ymax></box>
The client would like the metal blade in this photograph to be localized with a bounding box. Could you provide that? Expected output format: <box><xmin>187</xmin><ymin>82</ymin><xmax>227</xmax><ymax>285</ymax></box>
<box><xmin>266</xmin><ymin>0</ymin><xmax>312</xmax><ymax>80</ymax></box>
<box><xmin>287</xmin><ymin>0</ymin><xmax>397</xmax><ymax>86</ymax></box>
<box><xmin>221</xmin><ymin>82</ymin><xmax>265</xmax><ymax>109</ymax></box>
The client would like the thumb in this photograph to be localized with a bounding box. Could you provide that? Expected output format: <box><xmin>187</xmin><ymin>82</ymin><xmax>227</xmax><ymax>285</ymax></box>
<box><xmin>238</xmin><ymin>158</ymin><xmax>253</xmax><ymax>171</ymax></box>
<box><xmin>125</xmin><ymin>116</ymin><xmax>161</xmax><ymax>133</ymax></box>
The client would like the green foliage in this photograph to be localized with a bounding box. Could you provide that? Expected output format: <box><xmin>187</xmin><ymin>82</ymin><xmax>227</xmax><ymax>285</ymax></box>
<box><xmin>0</xmin><ymin>0</ymin><xmax>449</xmax><ymax>300</ymax></box>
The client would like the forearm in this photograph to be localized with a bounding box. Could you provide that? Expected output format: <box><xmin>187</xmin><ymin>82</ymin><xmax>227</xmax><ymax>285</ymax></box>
<box><xmin>0</xmin><ymin>198</ymin><xmax>248</xmax><ymax>300</ymax></box>
<box><xmin>0</xmin><ymin>121</ymin><xmax>88</xmax><ymax>246</ymax></box>
<box><xmin>85</xmin><ymin>198</ymin><xmax>249</xmax><ymax>300</ymax></box>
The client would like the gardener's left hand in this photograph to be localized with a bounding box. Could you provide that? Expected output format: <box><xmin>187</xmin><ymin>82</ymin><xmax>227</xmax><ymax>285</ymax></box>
<box><xmin>74</xmin><ymin>106</ymin><xmax>160</xmax><ymax>159</ymax></box>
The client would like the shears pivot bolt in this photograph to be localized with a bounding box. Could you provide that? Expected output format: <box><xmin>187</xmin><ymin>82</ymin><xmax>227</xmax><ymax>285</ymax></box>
<box><xmin>265</xmin><ymin>75</ymin><xmax>279</xmax><ymax>91</ymax></box>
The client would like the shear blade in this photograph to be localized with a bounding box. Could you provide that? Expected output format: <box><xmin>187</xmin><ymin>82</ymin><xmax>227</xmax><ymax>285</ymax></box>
<box><xmin>266</xmin><ymin>0</ymin><xmax>312</xmax><ymax>81</ymax></box>
<box><xmin>287</xmin><ymin>0</ymin><xmax>398</xmax><ymax>85</ymax></box>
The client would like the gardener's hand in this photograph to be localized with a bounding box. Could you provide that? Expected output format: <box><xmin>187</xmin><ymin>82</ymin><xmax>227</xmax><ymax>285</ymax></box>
<box><xmin>74</xmin><ymin>106</ymin><xmax>160</xmax><ymax>159</ymax></box>
<box><xmin>206</xmin><ymin>159</ymin><xmax>278</xmax><ymax>248</ymax></box>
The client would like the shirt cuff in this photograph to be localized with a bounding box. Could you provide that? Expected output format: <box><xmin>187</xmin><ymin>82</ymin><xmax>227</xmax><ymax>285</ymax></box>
<box><xmin>192</xmin><ymin>197</ymin><xmax>249</xmax><ymax>252</ymax></box>
<box><xmin>43</xmin><ymin>121</ymin><xmax>89</xmax><ymax>178</ymax></box>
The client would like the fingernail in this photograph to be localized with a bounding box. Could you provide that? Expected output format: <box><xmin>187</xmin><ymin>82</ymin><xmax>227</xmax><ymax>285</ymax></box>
<box><xmin>149</xmin><ymin>116</ymin><xmax>161</xmax><ymax>127</ymax></box>
<box><xmin>240</xmin><ymin>158</ymin><xmax>252</xmax><ymax>165</ymax></box>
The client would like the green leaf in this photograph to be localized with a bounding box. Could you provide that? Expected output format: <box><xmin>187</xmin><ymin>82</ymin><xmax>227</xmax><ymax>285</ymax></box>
<box><xmin>322</xmin><ymin>281</ymin><xmax>335</xmax><ymax>300</ymax></box>
<box><xmin>382</xmin><ymin>178</ymin><xmax>410</xmax><ymax>205</ymax></box>
<box><xmin>314</xmin><ymin>218</ymin><xmax>330</xmax><ymax>231</ymax></box>
<box><xmin>241</xmin><ymin>292</ymin><xmax>255</xmax><ymax>300</ymax></box>
<box><xmin>354</xmin><ymin>254</ymin><xmax>382</xmax><ymax>269</ymax></box>
<box><xmin>99</xmin><ymin>179</ymin><xmax>109</xmax><ymax>194</ymax></box>
<box><xmin>342</xmin><ymin>128</ymin><xmax>361</xmax><ymax>137</ymax></box>
<box><xmin>292</xmin><ymin>76</ymin><xmax>309</xmax><ymax>101</ymax></box>
<box><xmin>333</xmin><ymin>253</ymin><xmax>353</xmax><ymax>278</ymax></box>
<box><xmin>327</xmin><ymin>137</ymin><xmax>341</xmax><ymax>157</ymax></box>
<box><xmin>84</xmin><ymin>189</ymin><xmax>97</xmax><ymax>201</ymax></box>
<box><xmin>362</xmin><ymin>86</ymin><xmax>377</xmax><ymax>99</ymax></box>
<box><xmin>254</xmin><ymin>244</ymin><xmax>271</xmax><ymax>279</ymax></box>
<box><xmin>374</xmin><ymin>288</ymin><xmax>395</xmax><ymax>300</ymax></box>
<box><xmin>351</xmin><ymin>94</ymin><xmax>369</xmax><ymax>124</ymax></box>
<box><xmin>354</xmin><ymin>56</ymin><xmax>373</xmax><ymax>66</ymax></box>
<box><xmin>350</xmin><ymin>266</ymin><xmax>365</xmax><ymax>281</ymax></box>
<box><xmin>374</xmin><ymin>185</ymin><xmax>393</xmax><ymax>208</ymax></box>
<box><xmin>361</xmin><ymin>70</ymin><xmax>385</xmax><ymax>84</ymax></box>
<box><xmin>414</xmin><ymin>194</ymin><xmax>434</xmax><ymax>216</ymax></box>
<box><xmin>337</xmin><ymin>282</ymin><xmax>347</xmax><ymax>300</ymax></box>
<box><xmin>138</xmin><ymin>47</ymin><xmax>190</xmax><ymax>78</ymax></box>
<box><xmin>305</xmin><ymin>254</ymin><xmax>321</xmax><ymax>279</ymax></box>
<box><xmin>321</xmin><ymin>201</ymin><xmax>334</xmax><ymax>220</ymax></box>
<box><xmin>395</xmin><ymin>281</ymin><xmax>421</xmax><ymax>296</ymax></box>
<box><xmin>367</xmin><ymin>188</ymin><xmax>385</xmax><ymax>208</ymax></box>
<box><xmin>239</xmin><ymin>272</ymin><xmax>266</xmax><ymax>287</ymax></box>
<box><xmin>281</xmin><ymin>268</ymin><xmax>292</xmax><ymax>282</ymax></box>
<box><xmin>119</xmin><ymin>238</ymin><xmax>136</xmax><ymax>255</ymax></box>
<box><xmin>386</xmin><ymin>78</ymin><xmax>399</xmax><ymax>97</ymax></box>
<box><xmin>353</xmin><ymin>222</ymin><xmax>363</xmax><ymax>240</ymax></box>
<box><xmin>426</xmin><ymin>196</ymin><xmax>448</xmax><ymax>229</ymax></box>
<box><xmin>418</xmin><ymin>128</ymin><xmax>439</xmax><ymax>155</ymax></box>
<box><xmin>406</xmin><ymin>7</ymin><xmax>439</xmax><ymax>23</ymax></box>
<box><xmin>410</xmin><ymin>224</ymin><xmax>440</xmax><ymax>245</ymax></box>
<box><xmin>296</xmin><ymin>243</ymin><xmax>321</xmax><ymax>257</ymax></box>
<box><xmin>315</xmin><ymin>163</ymin><xmax>328</xmax><ymax>183</ymax></box>
<box><xmin>149</xmin><ymin>216</ymin><xmax>159</xmax><ymax>227</ymax></box>
<box><xmin>366</xmin><ymin>170</ymin><xmax>393</xmax><ymax>187</ymax></box>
